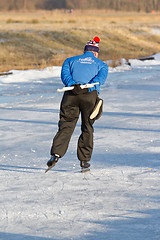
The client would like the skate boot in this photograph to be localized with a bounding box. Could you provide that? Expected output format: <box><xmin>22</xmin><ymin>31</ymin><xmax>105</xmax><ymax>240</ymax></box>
<box><xmin>47</xmin><ymin>154</ymin><xmax>59</xmax><ymax>167</ymax></box>
<box><xmin>80</xmin><ymin>161</ymin><xmax>90</xmax><ymax>173</ymax></box>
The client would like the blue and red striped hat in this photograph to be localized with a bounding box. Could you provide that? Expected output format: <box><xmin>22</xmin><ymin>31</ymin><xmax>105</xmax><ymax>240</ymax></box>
<box><xmin>84</xmin><ymin>36</ymin><xmax>100</xmax><ymax>53</ymax></box>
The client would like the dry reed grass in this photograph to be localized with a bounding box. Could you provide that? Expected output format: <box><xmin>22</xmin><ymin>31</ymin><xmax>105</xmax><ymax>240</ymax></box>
<box><xmin>0</xmin><ymin>10</ymin><xmax>160</xmax><ymax>72</ymax></box>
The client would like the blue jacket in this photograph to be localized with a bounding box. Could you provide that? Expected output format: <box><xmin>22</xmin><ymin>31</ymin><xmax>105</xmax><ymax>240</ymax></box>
<box><xmin>61</xmin><ymin>51</ymin><xmax>108</xmax><ymax>93</ymax></box>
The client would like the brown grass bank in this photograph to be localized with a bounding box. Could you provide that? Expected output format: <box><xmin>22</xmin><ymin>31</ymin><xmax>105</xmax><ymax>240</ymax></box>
<box><xmin>0</xmin><ymin>10</ymin><xmax>160</xmax><ymax>72</ymax></box>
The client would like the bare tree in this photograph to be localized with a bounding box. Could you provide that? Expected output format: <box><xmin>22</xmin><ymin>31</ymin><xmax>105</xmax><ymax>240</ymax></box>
<box><xmin>0</xmin><ymin>0</ymin><xmax>160</xmax><ymax>11</ymax></box>
<box><xmin>24</xmin><ymin>0</ymin><xmax>27</xmax><ymax>9</ymax></box>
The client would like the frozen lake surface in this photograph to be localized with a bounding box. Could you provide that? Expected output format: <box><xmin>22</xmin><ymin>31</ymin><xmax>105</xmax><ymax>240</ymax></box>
<box><xmin>0</xmin><ymin>54</ymin><xmax>160</xmax><ymax>240</ymax></box>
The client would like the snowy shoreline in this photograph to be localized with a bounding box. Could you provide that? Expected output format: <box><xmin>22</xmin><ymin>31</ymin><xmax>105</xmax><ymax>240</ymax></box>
<box><xmin>1</xmin><ymin>53</ymin><xmax>160</xmax><ymax>84</ymax></box>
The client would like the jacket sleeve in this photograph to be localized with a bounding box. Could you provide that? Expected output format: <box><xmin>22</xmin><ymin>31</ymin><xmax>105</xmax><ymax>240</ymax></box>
<box><xmin>61</xmin><ymin>58</ymin><xmax>75</xmax><ymax>87</ymax></box>
<box><xmin>89</xmin><ymin>62</ymin><xmax>108</xmax><ymax>86</ymax></box>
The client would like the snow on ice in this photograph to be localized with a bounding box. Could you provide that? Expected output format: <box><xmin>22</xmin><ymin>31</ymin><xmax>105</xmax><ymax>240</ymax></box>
<box><xmin>0</xmin><ymin>54</ymin><xmax>160</xmax><ymax>240</ymax></box>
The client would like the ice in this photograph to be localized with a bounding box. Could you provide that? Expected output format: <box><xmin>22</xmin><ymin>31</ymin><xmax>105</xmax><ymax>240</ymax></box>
<box><xmin>0</xmin><ymin>54</ymin><xmax>160</xmax><ymax>240</ymax></box>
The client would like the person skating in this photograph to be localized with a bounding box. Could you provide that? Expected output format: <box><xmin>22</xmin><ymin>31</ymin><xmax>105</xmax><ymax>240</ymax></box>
<box><xmin>47</xmin><ymin>36</ymin><xmax>108</xmax><ymax>171</ymax></box>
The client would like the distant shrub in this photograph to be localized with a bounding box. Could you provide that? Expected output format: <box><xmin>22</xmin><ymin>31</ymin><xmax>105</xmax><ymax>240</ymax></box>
<box><xmin>6</xmin><ymin>19</ymin><xmax>23</xmax><ymax>24</ymax></box>
<box><xmin>27</xmin><ymin>19</ymin><xmax>39</xmax><ymax>24</ymax></box>
<box><xmin>68</xmin><ymin>20</ymin><xmax>76</xmax><ymax>24</ymax></box>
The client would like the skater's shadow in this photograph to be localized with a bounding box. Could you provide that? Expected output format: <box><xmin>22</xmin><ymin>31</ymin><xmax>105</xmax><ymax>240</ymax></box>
<box><xmin>0</xmin><ymin>164</ymin><xmax>45</xmax><ymax>173</ymax></box>
<box><xmin>0</xmin><ymin>164</ymin><xmax>72</xmax><ymax>173</ymax></box>
<box><xmin>0</xmin><ymin>232</ymin><xmax>55</xmax><ymax>240</ymax></box>
<box><xmin>0</xmin><ymin>118</ymin><xmax>57</xmax><ymax>126</ymax></box>
<box><xmin>92</xmin><ymin>152</ymin><xmax>160</xmax><ymax>169</ymax></box>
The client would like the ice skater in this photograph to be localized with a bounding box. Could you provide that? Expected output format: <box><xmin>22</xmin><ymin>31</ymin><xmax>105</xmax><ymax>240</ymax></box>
<box><xmin>46</xmin><ymin>36</ymin><xmax>108</xmax><ymax>172</ymax></box>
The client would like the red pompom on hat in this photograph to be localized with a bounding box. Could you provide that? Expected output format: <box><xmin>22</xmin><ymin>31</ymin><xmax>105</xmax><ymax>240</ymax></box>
<box><xmin>84</xmin><ymin>36</ymin><xmax>100</xmax><ymax>53</ymax></box>
<box><xmin>94</xmin><ymin>36</ymin><xmax>100</xmax><ymax>43</ymax></box>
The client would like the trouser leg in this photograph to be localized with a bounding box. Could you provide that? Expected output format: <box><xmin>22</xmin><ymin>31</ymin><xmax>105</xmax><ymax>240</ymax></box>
<box><xmin>50</xmin><ymin>92</ymin><xmax>79</xmax><ymax>157</ymax></box>
<box><xmin>77</xmin><ymin>91</ymin><xmax>97</xmax><ymax>161</ymax></box>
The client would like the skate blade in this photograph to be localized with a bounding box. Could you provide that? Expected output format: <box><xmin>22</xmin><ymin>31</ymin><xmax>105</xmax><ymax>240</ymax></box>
<box><xmin>45</xmin><ymin>163</ymin><xmax>56</xmax><ymax>173</ymax></box>
<box><xmin>81</xmin><ymin>167</ymin><xmax>90</xmax><ymax>173</ymax></box>
<box><xmin>90</xmin><ymin>99</ymin><xmax>103</xmax><ymax>119</ymax></box>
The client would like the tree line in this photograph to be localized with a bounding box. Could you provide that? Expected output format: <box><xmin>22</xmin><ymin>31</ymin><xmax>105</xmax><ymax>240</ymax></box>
<box><xmin>0</xmin><ymin>0</ymin><xmax>160</xmax><ymax>12</ymax></box>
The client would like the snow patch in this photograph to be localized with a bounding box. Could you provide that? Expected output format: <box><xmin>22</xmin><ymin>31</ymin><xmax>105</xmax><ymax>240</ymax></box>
<box><xmin>0</xmin><ymin>66</ymin><xmax>61</xmax><ymax>84</ymax></box>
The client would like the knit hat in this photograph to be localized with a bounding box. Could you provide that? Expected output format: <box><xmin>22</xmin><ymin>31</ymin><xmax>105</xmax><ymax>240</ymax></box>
<box><xmin>84</xmin><ymin>36</ymin><xmax>100</xmax><ymax>53</ymax></box>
